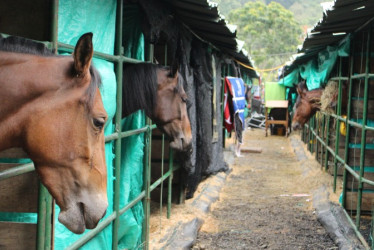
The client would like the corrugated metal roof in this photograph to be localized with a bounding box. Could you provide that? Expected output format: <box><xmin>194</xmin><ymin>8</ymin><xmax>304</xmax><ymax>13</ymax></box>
<box><xmin>284</xmin><ymin>0</ymin><xmax>374</xmax><ymax>74</ymax></box>
<box><xmin>163</xmin><ymin>0</ymin><xmax>258</xmax><ymax>77</ymax></box>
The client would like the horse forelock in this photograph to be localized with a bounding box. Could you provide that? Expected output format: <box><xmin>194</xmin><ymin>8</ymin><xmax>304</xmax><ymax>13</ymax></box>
<box><xmin>0</xmin><ymin>35</ymin><xmax>102</xmax><ymax>111</ymax></box>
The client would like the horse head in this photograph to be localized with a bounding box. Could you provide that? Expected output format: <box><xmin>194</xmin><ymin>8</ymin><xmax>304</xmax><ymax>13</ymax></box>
<box><xmin>123</xmin><ymin>63</ymin><xmax>192</xmax><ymax>152</ymax></box>
<box><xmin>153</xmin><ymin>70</ymin><xmax>192</xmax><ymax>152</ymax></box>
<box><xmin>292</xmin><ymin>81</ymin><xmax>322</xmax><ymax>130</ymax></box>
<box><xmin>20</xmin><ymin>34</ymin><xmax>108</xmax><ymax>233</ymax></box>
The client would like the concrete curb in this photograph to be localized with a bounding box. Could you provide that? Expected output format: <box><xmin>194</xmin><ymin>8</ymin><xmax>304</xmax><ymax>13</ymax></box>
<box><xmin>290</xmin><ymin>135</ymin><xmax>367</xmax><ymax>249</ymax></box>
<box><xmin>158</xmin><ymin>169</ymin><xmax>230</xmax><ymax>249</ymax></box>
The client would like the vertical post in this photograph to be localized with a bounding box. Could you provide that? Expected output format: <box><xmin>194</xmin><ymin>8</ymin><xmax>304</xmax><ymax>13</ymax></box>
<box><xmin>112</xmin><ymin>1</ymin><xmax>123</xmax><ymax>249</ymax></box>
<box><xmin>315</xmin><ymin>113</ymin><xmax>319</xmax><ymax>161</ymax></box>
<box><xmin>308</xmin><ymin>119</ymin><xmax>312</xmax><ymax>152</ymax></box>
<box><xmin>37</xmin><ymin>1</ymin><xmax>59</xmax><ymax>249</ymax></box>
<box><xmin>320</xmin><ymin>114</ymin><xmax>326</xmax><ymax>167</ymax></box>
<box><xmin>167</xmin><ymin>148</ymin><xmax>174</xmax><ymax>219</ymax></box>
<box><xmin>333</xmin><ymin>58</ymin><xmax>343</xmax><ymax>192</ymax></box>
<box><xmin>142</xmin><ymin>123</ymin><xmax>152</xmax><ymax>250</ymax></box>
<box><xmin>142</xmin><ymin>43</ymin><xmax>154</xmax><ymax>250</ymax></box>
<box><xmin>356</xmin><ymin>25</ymin><xmax>371</xmax><ymax>228</ymax></box>
<box><xmin>36</xmin><ymin>185</ymin><xmax>47</xmax><ymax>250</ymax></box>
<box><xmin>342</xmin><ymin>39</ymin><xmax>354</xmax><ymax>209</ymax></box>
<box><xmin>222</xmin><ymin>65</ymin><xmax>227</xmax><ymax>148</ymax></box>
<box><xmin>324</xmin><ymin>116</ymin><xmax>331</xmax><ymax>171</ymax></box>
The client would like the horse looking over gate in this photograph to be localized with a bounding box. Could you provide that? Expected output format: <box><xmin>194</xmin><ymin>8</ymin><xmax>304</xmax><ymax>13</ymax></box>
<box><xmin>0</xmin><ymin>33</ymin><xmax>108</xmax><ymax>234</ymax></box>
<box><xmin>292</xmin><ymin>81</ymin><xmax>323</xmax><ymax>130</ymax></box>
<box><xmin>292</xmin><ymin>80</ymin><xmax>347</xmax><ymax>130</ymax></box>
<box><xmin>123</xmin><ymin>63</ymin><xmax>192</xmax><ymax>152</ymax></box>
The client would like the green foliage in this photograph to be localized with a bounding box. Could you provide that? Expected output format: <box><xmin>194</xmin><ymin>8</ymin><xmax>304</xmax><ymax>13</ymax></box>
<box><xmin>228</xmin><ymin>1</ymin><xmax>302</xmax><ymax>80</ymax></box>
<box><xmin>215</xmin><ymin>0</ymin><xmax>325</xmax><ymax>26</ymax></box>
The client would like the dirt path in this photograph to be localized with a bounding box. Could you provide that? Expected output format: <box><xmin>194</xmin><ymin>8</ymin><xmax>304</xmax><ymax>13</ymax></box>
<box><xmin>193</xmin><ymin>129</ymin><xmax>342</xmax><ymax>250</ymax></box>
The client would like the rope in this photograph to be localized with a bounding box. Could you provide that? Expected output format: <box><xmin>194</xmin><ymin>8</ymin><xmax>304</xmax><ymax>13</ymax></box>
<box><xmin>235</xmin><ymin>59</ymin><xmax>286</xmax><ymax>72</ymax></box>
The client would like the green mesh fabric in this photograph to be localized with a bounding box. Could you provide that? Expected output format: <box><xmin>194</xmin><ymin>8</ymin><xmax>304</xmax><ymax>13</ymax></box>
<box><xmin>55</xmin><ymin>2</ymin><xmax>146</xmax><ymax>249</ymax></box>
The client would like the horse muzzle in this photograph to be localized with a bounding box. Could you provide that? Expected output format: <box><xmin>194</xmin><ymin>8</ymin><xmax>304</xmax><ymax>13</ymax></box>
<box><xmin>58</xmin><ymin>195</ymin><xmax>108</xmax><ymax>234</ymax></box>
<box><xmin>292</xmin><ymin>121</ymin><xmax>302</xmax><ymax>131</ymax></box>
<box><xmin>170</xmin><ymin>136</ymin><xmax>192</xmax><ymax>153</ymax></box>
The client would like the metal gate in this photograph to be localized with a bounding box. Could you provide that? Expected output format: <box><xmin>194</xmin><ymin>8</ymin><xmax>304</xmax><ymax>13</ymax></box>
<box><xmin>302</xmin><ymin>20</ymin><xmax>374</xmax><ymax>248</ymax></box>
<box><xmin>0</xmin><ymin>1</ymin><xmax>179</xmax><ymax>249</ymax></box>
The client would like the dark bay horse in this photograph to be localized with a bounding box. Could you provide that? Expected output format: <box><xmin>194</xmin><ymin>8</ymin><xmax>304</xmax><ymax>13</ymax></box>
<box><xmin>292</xmin><ymin>81</ymin><xmax>323</xmax><ymax>130</ymax></box>
<box><xmin>0</xmin><ymin>33</ymin><xmax>108</xmax><ymax>234</ymax></box>
<box><xmin>123</xmin><ymin>63</ymin><xmax>192</xmax><ymax>151</ymax></box>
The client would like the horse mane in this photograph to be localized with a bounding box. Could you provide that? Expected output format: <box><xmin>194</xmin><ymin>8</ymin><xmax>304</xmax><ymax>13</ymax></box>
<box><xmin>0</xmin><ymin>34</ymin><xmax>102</xmax><ymax>111</ymax></box>
<box><xmin>123</xmin><ymin>63</ymin><xmax>174</xmax><ymax>117</ymax></box>
<box><xmin>0</xmin><ymin>35</ymin><xmax>54</xmax><ymax>56</ymax></box>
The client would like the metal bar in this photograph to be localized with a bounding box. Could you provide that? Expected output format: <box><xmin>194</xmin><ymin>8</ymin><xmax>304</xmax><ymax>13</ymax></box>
<box><xmin>104</xmin><ymin>124</ymin><xmax>156</xmax><ymax>142</ymax></box>
<box><xmin>330</xmin><ymin>76</ymin><xmax>349</xmax><ymax>81</ymax></box>
<box><xmin>324</xmin><ymin>116</ymin><xmax>331</xmax><ymax>171</ymax></box>
<box><xmin>310</xmin><ymin>130</ymin><xmax>374</xmax><ymax>187</ymax></box>
<box><xmin>342</xmin><ymin>209</ymin><xmax>371</xmax><ymax>249</ymax></box>
<box><xmin>36</xmin><ymin>184</ymin><xmax>48</xmax><ymax>250</ymax></box>
<box><xmin>112</xmin><ymin>1</ymin><xmax>124</xmax><ymax>248</ymax></box>
<box><xmin>311</xmin><ymin>118</ymin><xmax>314</xmax><ymax>153</ymax></box>
<box><xmin>315</xmin><ymin>114</ymin><xmax>321</xmax><ymax>161</ymax></box>
<box><xmin>141</xmin><ymin>43</ymin><xmax>154</xmax><ymax>250</ymax></box>
<box><xmin>57</xmin><ymin>43</ymin><xmax>143</xmax><ymax>64</ymax></box>
<box><xmin>46</xmin><ymin>2</ymin><xmax>59</xmax><ymax>247</ymax></box>
<box><xmin>356</xmin><ymin>25</ymin><xmax>371</xmax><ymax>228</ymax></box>
<box><xmin>66</xmin><ymin>162</ymin><xmax>181</xmax><ymax>250</ymax></box>
<box><xmin>160</xmin><ymin>134</ymin><xmax>165</xmax><ymax>221</ymax></box>
<box><xmin>320</xmin><ymin>114</ymin><xmax>326</xmax><ymax>167</ymax></box>
<box><xmin>66</xmin><ymin>213</ymin><xmax>116</xmax><ymax>250</ymax></box>
<box><xmin>333</xmin><ymin>59</ymin><xmax>343</xmax><ymax>192</ymax></box>
<box><xmin>0</xmin><ymin>163</ymin><xmax>35</xmax><ymax>181</ymax></box>
<box><xmin>44</xmin><ymin>192</ymin><xmax>53</xmax><ymax>250</ymax></box>
<box><xmin>167</xmin><ymin>148</ymin><xmax>174</xmax><ymax>219</ymax></box>
<box><xmin>342</xmin><ymin>38</ymin><xmax>355</xmax><ymax>209</ymax></box>
<box><xmin>142</xmin><ymin>120</ymin><xmax>152</xmax><ymax>250</ymax></box>
<box><xmin>308</xmin><ymin>119</ymin><xmax>312</xmax><ymax>152</ymax></box>
<box><xmin>351</xmin><ymin>73</ymin><xmax>374</xmax><ymax>79</ymax></box>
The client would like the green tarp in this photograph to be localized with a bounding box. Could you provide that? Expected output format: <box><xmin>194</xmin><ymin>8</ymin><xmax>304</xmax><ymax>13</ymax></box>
<box><xmin>55</xmin><ymin>0</ymin><xmax>117</xmax><ymax>249</ymax></box>
<box><xmin>55</xmin><ymin>1</ymin><xmax>145</xmax><ymax>249</ymax></box>
<box><xmin>279</xmin><ymin>35</ymin><xmax>350</xmax><ymax>90</ymax></box>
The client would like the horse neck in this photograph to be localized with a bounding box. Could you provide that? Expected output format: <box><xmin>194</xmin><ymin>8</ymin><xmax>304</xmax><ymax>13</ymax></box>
<box><xmin>0</xmin><ymin>54</ymin><xmax>68</xmax><ymax>150</ymax></box>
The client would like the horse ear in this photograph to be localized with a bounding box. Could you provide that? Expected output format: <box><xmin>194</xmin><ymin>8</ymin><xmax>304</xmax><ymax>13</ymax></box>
<box><xmin>73</xmin><ymin>32</ymin><xmax>93</xmax><ymax>76</ymax></box>
<box><xmin>296</xmin><ymin>85</ymin><xmax>304</xmax><ymax>97</ymax></box>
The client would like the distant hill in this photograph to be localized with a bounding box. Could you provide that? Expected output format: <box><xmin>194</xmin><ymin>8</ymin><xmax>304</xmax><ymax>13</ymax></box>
<box><xmin>215</xmin><ymin>0</ymin><xmax>326</xmax><ymax>27</ymax></box>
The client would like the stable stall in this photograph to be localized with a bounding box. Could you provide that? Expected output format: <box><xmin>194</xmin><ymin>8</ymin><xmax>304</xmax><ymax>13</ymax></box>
<box><xmin>280</xmin><ymin>0</ymin><xmax>374</xmax><ymax>247</ymax></box>
<box><xmin>0</xmin><ymin>0</ymin><xmax>257</xmax><ymax>249</ymax></box>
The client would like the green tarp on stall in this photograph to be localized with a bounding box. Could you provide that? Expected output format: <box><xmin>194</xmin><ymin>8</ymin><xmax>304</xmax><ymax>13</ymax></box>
<box><xmin>279</xmin><ymin>35</ymin><xmax>350</xmax><ymax>90</ymax></box>
<box><xmin>55</xmin><ymin>1</ymin><xmax>145</xmax><ymax>249</ymax></box>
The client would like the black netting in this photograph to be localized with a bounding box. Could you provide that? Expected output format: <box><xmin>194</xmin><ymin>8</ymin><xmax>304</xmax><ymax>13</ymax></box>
<box><xmin>137</xmin><ymin>0</ymin><xmax>229</xmax><ymax>198</ymax></box>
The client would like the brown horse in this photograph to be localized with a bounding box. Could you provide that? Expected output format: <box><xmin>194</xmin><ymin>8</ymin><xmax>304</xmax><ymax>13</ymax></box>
<box><xmin>123</xmin><ymin>63</ymin><xmax>192</xmax><ymax>151</ymax></box>
<box><xmin>292</xmin><ymin>81</ymin><xmax>323</xmax><ymax>130</ymax></box>
<box><xmin>0</xmin><ymin>33</ymin><xmax>107</xmax><ymax>234</ymax></box>
<box><xmin>292</xmin><ymin>80</ymin><xmax>347</xmax><ymax>130</ymax></box>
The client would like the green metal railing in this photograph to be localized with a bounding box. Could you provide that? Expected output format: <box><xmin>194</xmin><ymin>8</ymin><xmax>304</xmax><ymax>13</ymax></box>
<box><xmin>301</xmin><ymin>22</ymin><xmax>373</xmax><ymax>248</ymax></box>
<box><xmin>0</xmin><ymin>1</ymin><xmax>181</xmax><ymax>249</ymax></box>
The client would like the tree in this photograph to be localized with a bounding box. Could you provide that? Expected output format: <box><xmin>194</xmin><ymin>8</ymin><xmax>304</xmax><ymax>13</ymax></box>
<box><xmin>228</xmin><ymin>1</ymin><xmax>303</xmax><ymax>81</ymax></box>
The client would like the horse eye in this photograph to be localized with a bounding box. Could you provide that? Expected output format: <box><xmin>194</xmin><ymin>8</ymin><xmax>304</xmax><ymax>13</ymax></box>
<box><xmin>93</xmin><ymin>117</ymin><xmax>105</xmax><ymax>130</ymax></box>
<box><xmin>181</xmin><ymin>96</ymin><xmax>187</xmax><ymax>103</ymax></box>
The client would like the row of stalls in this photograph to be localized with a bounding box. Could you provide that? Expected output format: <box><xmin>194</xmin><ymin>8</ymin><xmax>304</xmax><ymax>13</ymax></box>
<box><xmin>0</xmin><ymin>0</ymin><xmax>258</xmax><ymax>249</ymax></box>
<box><xmin>279</xmin><ymin>0</ymin><xmax>374</xmax><ymax>247</ymax></box>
